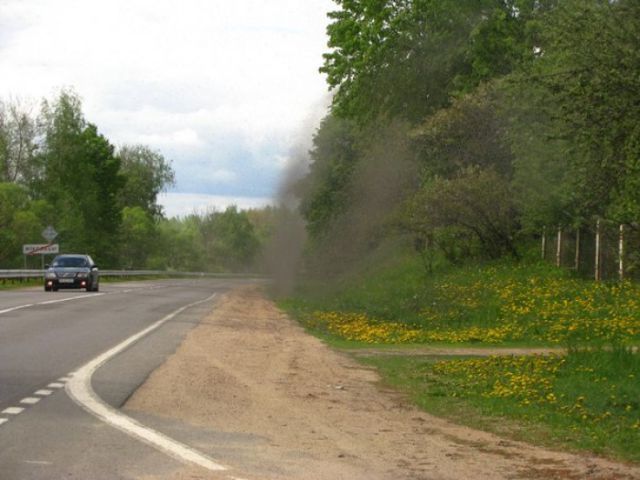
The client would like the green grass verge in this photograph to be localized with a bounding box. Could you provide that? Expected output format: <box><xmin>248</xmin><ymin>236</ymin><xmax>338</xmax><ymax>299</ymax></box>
<box><xmin>279</xmin><ymin>250</ymin><xmax>640</xmax><ymax>463</ymax></box>
<box><xmin>282</xmin><ymin>254</ymin><xmax>640</xmax><ymax>347</ymax></box>
<box><xmin>0</xmin><ymin>278</ymin><xmax>41</xmax><ymax>290</ymax></box>
<box><xmin>361</xmin><ymin>349</ymin><xmax>640</xmax><ymax>462</ymax></box>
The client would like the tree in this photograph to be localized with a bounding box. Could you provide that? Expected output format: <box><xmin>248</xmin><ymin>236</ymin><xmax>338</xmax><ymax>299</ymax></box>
<box><xmin>119</xmin><ymin>206</ymin><xmax>156</xmax><ymax>268</ymax></box>
<box><xmin>36</xmin><ymin>90</ymin><xmax>124</xmax><ymax>264</ymax></box>
<box><xmin>0</xmin><ymin>99</ymin><xmax>38</xmax><ymax>185</ymax></box>
<box><xmin>529</xmin><ymin>0</ymin><xmax>640</xmax><ymax>222</ymax></box>
<box><xmin>321</xmin><ymin>0</ymin><xmax>551</xmax><ymax>123</ymax></box>
<box><xmin>0</xmin><ymin>183</ymin><xmax>51</xmax><ymax>267</ymax></box>
<box><xmin>194</xmin><ymin>206</ymin><xmax>260</xmax><ymax>271</ymax></box>
<box><xmin>118</xmin><ymin>145</ymin><xmax>175</xmax><ymax>218</ymax></box>
<box><xmin>298</xmin><ymin>114</ymin><xmax>359</xmax><ymax>241</ymax></box>
<box><xmin>412</xmin><ymin>84</ymin><xmax>513</xmax><ymax>179</ymax></box>
<box><xmin>404</xmin><ymin>167</ymin><xmax>519</xmax><ymax>260</ymax></box>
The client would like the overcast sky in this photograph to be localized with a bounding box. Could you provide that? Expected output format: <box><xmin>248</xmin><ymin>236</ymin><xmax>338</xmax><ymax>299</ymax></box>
<box><xmin>0</xmin><ymin>0</ymin><xmax>334</xmax><ymax>217</ymax></box>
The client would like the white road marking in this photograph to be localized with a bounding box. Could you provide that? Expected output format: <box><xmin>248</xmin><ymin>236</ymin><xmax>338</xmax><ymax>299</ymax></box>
<box><xmin>0</xmin><ymin>293</ymin><xmax>106</xmax><ymax>318</ymax></box>
<box><xmin>47</xmin><ymin>383</ymin><xmax>64</xmax><ymax>389</ymax></box>
<box><xmin>0</xmin><ymin>284</ymin><xmax>165</xmax><ymax>318</ymax></box>
<box><xmin>58</xmin><ymin>376</ymin><xmax>72</xmax><ymax>382</ymax></box>
<box><xmin>40</xmin><ymin>294</ymin><xmax>104</xmax><ymax>306</ymax></box>
<box><xmin>20</xmin><ymin>397</ymin><xmax>41</xmax><ymax>405</ymax></box>
<box><xmin>35</xmin><ymin>389</ymin><xmax>53</xmax><ymax>396</ymax></box>
<box><xmin>0</xmin><ymin>418</ymin><xmax>7</xmax><ymax>426</ymax></box>
<box><xmin>2</xmin><ymin>407</ymin><xmax>24</xmax><ymax>415</ymax></box>
<box><xmin>24</xmin><ymin>460</ymin><xmax>52</xmax><ymax>465</ymax></box>
<box><xmin>66</xmin><ymin>292</ymin><xmax>227</xmax><ymax>473</ymax></box>
<box><xmin>0</xmin><ymin>304</ymin><xmax>33</xmax><ymax>315</ymax></box>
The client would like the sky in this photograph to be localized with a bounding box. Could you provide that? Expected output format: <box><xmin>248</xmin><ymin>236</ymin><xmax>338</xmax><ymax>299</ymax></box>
<box><xmin>0</xmin><ymin>0</ymin><xmax>334</xmax><ymax>217</ymax></box>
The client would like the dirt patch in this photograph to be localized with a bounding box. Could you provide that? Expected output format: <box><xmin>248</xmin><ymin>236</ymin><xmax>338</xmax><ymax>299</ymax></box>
<box><xmin>126</xmin><ymin>286</ymin><xmax>640</xmax><ymax>480</ymax></box>
<box><xmin>349</xmin><ymin>347</ymin><xmax>566</xmax><ymax>358</ymax></box>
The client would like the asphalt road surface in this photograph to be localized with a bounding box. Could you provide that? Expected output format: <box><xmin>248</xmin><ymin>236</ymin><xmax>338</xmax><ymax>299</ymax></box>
<box><xmin>0</xmin><ymin>279</ymin><xmax>254</xmax><ymax>480</ymax></box>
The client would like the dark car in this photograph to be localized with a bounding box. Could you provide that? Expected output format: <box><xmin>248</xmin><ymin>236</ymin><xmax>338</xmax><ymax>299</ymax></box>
<box><xmin>44</xmin><ymin>254</ymin><xmax>100</xmax><ymax>292</ymax></box>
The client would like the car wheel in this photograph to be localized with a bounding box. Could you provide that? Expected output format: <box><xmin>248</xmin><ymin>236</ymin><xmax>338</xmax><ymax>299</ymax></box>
<box><xmin>44</xmin><ymin>285</ymin><xmax>51</xmax><ymax>292</ymax></box>
<box><xmin>93</xmin><ymin>283</ymin><xmax>99</xmax><ymax>292</ymax></box>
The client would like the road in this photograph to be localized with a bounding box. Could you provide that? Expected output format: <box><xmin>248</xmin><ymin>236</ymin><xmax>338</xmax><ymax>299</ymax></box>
<box><xmin>0</xmin><ymin>279</ymin><xmax>252</xmax><ymax>480</ymax></box>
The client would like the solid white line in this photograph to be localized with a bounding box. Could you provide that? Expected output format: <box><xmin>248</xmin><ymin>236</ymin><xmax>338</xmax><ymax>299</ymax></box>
<box><xmin>2</xmin><ymin>407</ymin><xmax>24</xmax><ymax>415</ymax></box>
<box><xmin>35</xmin><ymin>389</ymin><xmax>53</xmax><ymax>396</ymax></box>
<box><xmin>20</xmin><ymin>397</ymin><xmax>41</xmax><ymax>405</ymax></box>
<box><xmin>66</xmin><ymin>292</ymin><xmax>226</xmax><ymax>472</ymax></box>
<box><xmin>0</xmin><ymin>304</ymin><xmax>33</xmax><ymax>315</ymax></box>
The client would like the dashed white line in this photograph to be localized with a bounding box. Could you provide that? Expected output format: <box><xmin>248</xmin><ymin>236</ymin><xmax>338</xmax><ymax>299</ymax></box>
<box><xmin>39</xmin><ymin>294</ymin><xmax>105</xmax><ymax>306</ymax></box>
<box><xmin>66</xmin><ymin>292</ymin><xmax>227</xmax><ymax>473</ymax></box>
<box><xmin>20</xmin><ymin>397</ymin><xmax>41</xmax><ymax>405</ymax></box>
<box><xmin>47</xmin><ymin>383</ymin><xmax>64</xmax><ymax>389</ymax></box>
<box><xmin>0</xmin><ymin>418</ymin><xmax>7</xmax><ymax>426</ymax></box>
<box><xmin>58</xmin><ymin>376</ymin><xmax>72</xmax><ymax>382</ymax></box>
<box><xmin>2</xmin><ymin>407</ymin><xmax>24</xmax><ymax>415</ymax></box>
<box><xmin>34</xmin><ymin>389</ymin><xmax>53</xmax><ymax>396</ymax></box>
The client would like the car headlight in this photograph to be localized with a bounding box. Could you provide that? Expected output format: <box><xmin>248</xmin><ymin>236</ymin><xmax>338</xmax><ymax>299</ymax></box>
<box><xmin>76</xmin><ymin>272</ymin><xmax>88</xmax><ymax>278</ymax></box>
<box><xmin>45</xmin><ymin>272</ymin><xmax>57</xmax><ymax>279</ymax></box>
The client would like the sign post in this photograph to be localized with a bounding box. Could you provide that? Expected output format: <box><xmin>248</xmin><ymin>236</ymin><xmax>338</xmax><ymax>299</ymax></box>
<box><xmin>40</xmin><ymin>226</ymin><xmax>58</xmax><ymax>270</ymax></box>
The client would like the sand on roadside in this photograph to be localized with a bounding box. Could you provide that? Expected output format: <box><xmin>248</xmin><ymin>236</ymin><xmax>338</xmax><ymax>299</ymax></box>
<box><xmin>126</xmin><ymin>286</ymin><xmax>640</xmax><ymax>480</ymax></box>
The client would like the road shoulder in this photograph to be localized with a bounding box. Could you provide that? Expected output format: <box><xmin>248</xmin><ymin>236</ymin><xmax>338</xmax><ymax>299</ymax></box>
<box><xmin>124</xmin><ymin>286</ymin><xmax>640</xmax><ymax>480</ymax></box>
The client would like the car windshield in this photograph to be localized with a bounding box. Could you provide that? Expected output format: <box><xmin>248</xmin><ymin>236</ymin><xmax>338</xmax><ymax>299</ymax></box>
<box><xmin>53</xmin><ymin>257</ymin><xmax>87</xmax><ymax>268</ymax></box>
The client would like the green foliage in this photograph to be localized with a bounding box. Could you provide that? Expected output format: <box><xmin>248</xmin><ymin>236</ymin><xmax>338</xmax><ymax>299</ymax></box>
<box><xmin>527</xmin><ymin>0</ymin><xmax>640</xmax><ymax>222</ymax></box>
<box><xmin>0</xmin><ymin>89</ymin><xmax>272</xmax><ymax>272</ymax></box>
<box><xmin>412</xmin><ymin>85</ymin><xmax>513</xmax><ymax>178</ymax></box>
<box><xmin>118</xmin><ymin>145</ymin><xmax>175</xmax><ymax>218</ymax></box>
<box><xmin>0</xmin><ymin>99</ymin><xmax>37</xmax><ymax>184</ymax></box>
<box><xmin>284</xmin><ymin>253</ymin><xmax>640</xmax><ymax>347</ymax></box>
<box><xmin>365</xmin><ymin>349</ymin><xmax>640</xmax><ymax>462</ymax></box>
<box><xmin>193</xmin><ymin>206</ymin><xmax>261</xmax><ymax>272</ymax></box>
<box><xmin>404</xmin><ymin>167</ymin><xmax>519</xmax><ymax>260</ymax></box>
<box><xmin>119</xmin><ymin>206</ymin><xmax>156</xmax><ymax>268</ymax></box>
<box><xmin>34</xmin><ymin>91</ymin><xmax>124</xmax><ymax>265</ymax></box>
<box><xmin>298</xmin><ymin>115</ymin><xmax>359</xmax><ymax>241</ymax></box>
<box><xmin>322</xmin><ymin>0</ymin><xmax>549</xmax><ymax>122</ymax></box>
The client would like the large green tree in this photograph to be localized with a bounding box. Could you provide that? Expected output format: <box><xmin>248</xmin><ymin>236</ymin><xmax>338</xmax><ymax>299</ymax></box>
<box><xmin>118</xmin><ymin>145</ymin><xmax>175</xmax><ymax>218</ymax></box>
<box><xmin>527</xmin><ymin>0</ymin><xmax>640</xmax><ymax>223</ymax></box>
<box><xmin>0</xmin><ymin>99</ymin><xmax>38</xmax><ymax>185</ymax></box>
<box><xmin>36</xmin><ymin>91</ymin><xmax>124</xmax><ymax>264</ymax></box>
<box><xmin>321</xmin><ymin>0</ymin><xmax>552</xmax><ymax>123</ymax></box>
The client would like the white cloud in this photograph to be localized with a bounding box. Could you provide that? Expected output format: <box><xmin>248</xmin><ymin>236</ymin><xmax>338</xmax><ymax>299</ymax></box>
<box><xmin>136</xmin><ymin>128</ymin><xmax>203</xmax><ymax>148</ymax></box>
<box><xmin>0</xmin><ymin>0</ymin><xmax>333</xmax><ymax>208</ymax></box>
<box><xmin>158</xmin><ymin>192</ymin><xmax>272</xmax><ymax>218</ymax></box>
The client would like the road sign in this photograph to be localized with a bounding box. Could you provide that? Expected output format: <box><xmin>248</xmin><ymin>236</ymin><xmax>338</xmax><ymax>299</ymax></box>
<box><xmin>41</xmin><ymin>225</ymin><xmax>58</xmax><ymax>242</ymax></box>
<box><xmin>23</xmin><ymin>244</ymin><xmax>59</xmax><ymax>255</ymax></box>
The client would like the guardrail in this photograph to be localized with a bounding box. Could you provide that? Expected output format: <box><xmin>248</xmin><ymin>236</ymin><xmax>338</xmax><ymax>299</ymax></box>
<box><xmin>0</xmin><ymin>270</ymin><xmax>266</xmax><ymax>281</ymax></box>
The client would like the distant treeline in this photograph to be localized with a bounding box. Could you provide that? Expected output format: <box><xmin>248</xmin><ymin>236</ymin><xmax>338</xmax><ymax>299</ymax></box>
<box><xmin>296</xmin><ymin>0</ymin><xmax>640</xmax><ymax>275</ymax></box>
<box><xmin>0</xmin><ymin>90</ymin><xmax>274</xmax><ymax>271</ymax></box>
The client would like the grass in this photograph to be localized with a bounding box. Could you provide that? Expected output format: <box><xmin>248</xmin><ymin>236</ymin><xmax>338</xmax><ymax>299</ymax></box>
<box><xmin>0</xmin><ymin>278</ymin><xmax>41</xmax><ymax>290</ymax></box>
<box><xmin>362</xmin><ymin>348</ymin><xmax>640</xmax><ymax>462</ymax></box>
<box><xmin>279</xmin><ymin>248</ymin><xmax>640</xmax><ymax>462</ymax></box>
<box><xmin>282</xmin><ymin>254</ymin><xmax>640</xmax><ymax>347</ymax></box>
